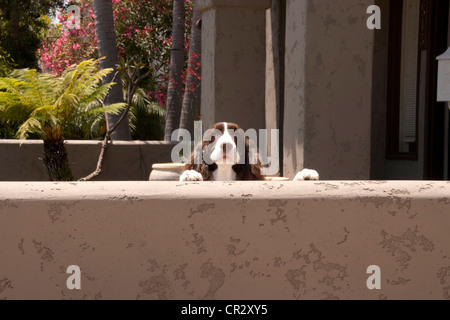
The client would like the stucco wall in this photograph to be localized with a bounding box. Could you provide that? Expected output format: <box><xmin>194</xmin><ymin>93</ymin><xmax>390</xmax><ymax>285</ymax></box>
<box><xmin>198</xmin><ymin>0</ymin><xmax>270</xmax><ymax>131</ymax></box>
<box><xmin>1</xmin><ymin>180</ymin><xmax>450</xmax><ymax>300</ymax></box>
<box><xmin>0</xmin><ymin>140</ymin><xmax>175</xmax><ymax>181</ymax></box>
<box><xmin>283</xmin><ymin>0</ymin><xmax>374</xmax><ymax>180</ymax></box>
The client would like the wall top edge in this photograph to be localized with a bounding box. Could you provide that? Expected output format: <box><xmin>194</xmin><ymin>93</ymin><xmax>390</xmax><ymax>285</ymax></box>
<box><xmin>0</xmin><ymin>140</ymin><xmax>177</xmax><ymax>146</ymax></box>
<box><xmin>197</xmin><ymin>0</ymin><xmax>271</xmax><ymax>12</ymax></box>
<box><xmin>0</xmin><ymin>181</ymin><xmax>449</xmax><ymax>201</ymax></box>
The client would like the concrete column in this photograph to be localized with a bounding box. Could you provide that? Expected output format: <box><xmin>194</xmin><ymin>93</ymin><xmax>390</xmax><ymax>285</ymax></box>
<box><xmin>283</xmin><ymin>0</ymin><xmax>375</xmax><ymax>179</ymax></box>
<box><xmin>283</xmin><ymin>0</ymin><xmax>308</xmax><ymax>179</ymax></box>
<box><xmin>198</xmin><ymin>0</ymin><xmax>270</xmax><ymax>131</ymax></box>
<box><xmin>265</xmin><ymin>1</ymin><xmax>285</xmax><ymax>176</ymax></box>
<box><xmin>265</xmin><ymin>9</ymin><xmax>277</xmax><ymax>137</ymax></box>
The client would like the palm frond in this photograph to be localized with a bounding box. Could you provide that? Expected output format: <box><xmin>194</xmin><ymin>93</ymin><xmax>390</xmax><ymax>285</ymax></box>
<box><xmin>0</xmin><ymin>58</ymin><xmax>121</xmax><ymax>140</ymax></box>
<box><xmin>16</xmin><ymin>117</ymin><xmax>43</xmax><ymax>140</ymax></box>
<box><xmin>128</xmin><ymin>87</ymin><xmax>165</xmax><ymax>140</ymax></box>
<box><xmin>88</xmin><ymin>102</ymin><xmax>127</xmax><ymax>117</ymax></box>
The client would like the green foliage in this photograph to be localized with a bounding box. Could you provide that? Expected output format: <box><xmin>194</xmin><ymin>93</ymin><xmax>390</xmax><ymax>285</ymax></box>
<box><xmin>114</xmin><ymin>0</ymin><xmax>175</xmax><ymax>101</ymax></box>
<box><xmin>128</xmin><ymin>88</ymin><xmax>165</xmax><ymax>140</ymax></box>
<box><xmin>0</xmin><ymin>0</ymin><xmax>64</xmax><ymax>69</ymax></box>
<box><xmin>0</xmin><ymin>58</ymin><xmax>126</xmax><ymax>140</ymax></box>
<box><xmin>0</xmin><ymin>47</ymin><xmax>13</xmax><ymax>77</ymax></box>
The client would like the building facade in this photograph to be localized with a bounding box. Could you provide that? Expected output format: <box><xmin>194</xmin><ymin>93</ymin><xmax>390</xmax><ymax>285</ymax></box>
<box><xmin>198</xmin><ymin>0</ymin><xmax>450</xmax><ymax>180</ymax></box>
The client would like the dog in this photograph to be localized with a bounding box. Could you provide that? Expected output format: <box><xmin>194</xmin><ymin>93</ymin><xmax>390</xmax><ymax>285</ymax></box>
<box><xmin>179</xmin><ymin>122</ymin><xmax>319</xmax><ymax>182</ymax></box>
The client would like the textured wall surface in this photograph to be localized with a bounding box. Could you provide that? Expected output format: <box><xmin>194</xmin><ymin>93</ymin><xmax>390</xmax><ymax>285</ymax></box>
<box><xmin>1</xmin><ymin>180</ymin><xmax>449</xmax><ymax>300</ymax></box>
<box><xmin>199</xmin><ymin>0</ymin><xmax>270</xmax><ymax>131</ymax></box>
<box><xmin>284</xmin><ymin>0</ymin><xmax>375</xmax><ymax>179</ymax></box>
<box><xmin>0</xmin><ymin>140</ymin><xmax>175</xmax><ymax>181</ymax></box>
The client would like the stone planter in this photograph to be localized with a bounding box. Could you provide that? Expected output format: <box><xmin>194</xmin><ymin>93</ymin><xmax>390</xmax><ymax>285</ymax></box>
<box><xmin>264</xmin><ymin>176</ymin><xmax>290</xmax><ymax>181</ymax></box>
<box><xmin>149</xmin><ymin>163</ymin><xmax>186</xmax><ymax>181</ymax></box>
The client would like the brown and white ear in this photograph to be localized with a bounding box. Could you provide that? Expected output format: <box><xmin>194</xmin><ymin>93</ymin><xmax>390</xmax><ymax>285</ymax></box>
<box><xmin>179</xmin><ymin>170</ymin><xmax>204</xmax><ymax>181</ymax></box>
<box><xmin>293</xmin><ymin>169</ymin><xmax>319</xmax><ymax>181</ymax></box>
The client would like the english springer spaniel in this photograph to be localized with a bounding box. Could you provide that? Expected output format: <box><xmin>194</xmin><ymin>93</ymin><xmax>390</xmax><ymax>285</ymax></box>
<box><xmin>179</xmin><ymin>122</ymin><xmax>319</xmax><ymax>182</ymax></box>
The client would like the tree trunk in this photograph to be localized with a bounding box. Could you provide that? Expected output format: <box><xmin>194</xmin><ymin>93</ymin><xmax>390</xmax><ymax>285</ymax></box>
<box><xmin>164</xmin><ymin>0</ymin><xmax>185</xmax><ymax>141</ymax></box>
<box><xmin>43</xmin><ymin>133</ymin><xmax>74</xmax><ymax>181</ymax></box>
<box><xmin>179</xmin><ymin>2</ymin><xmax>201</xmax><ymax>138</ymax></box>
<box><xmin>94</xmin><ymin>0</ymin><xmax>131</xmax><ymax>141</ymax></box>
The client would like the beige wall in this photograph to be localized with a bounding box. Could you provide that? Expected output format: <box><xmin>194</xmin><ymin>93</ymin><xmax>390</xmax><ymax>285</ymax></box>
<box><xmin>283</xmin><ymin>0</ymin><xmax>374</xmax><ymax>180</ymax></box>
<box><xmin>198</xmin><ymin>0</ymin><xmax>270</xmax><ymax>131</ymax></box>
<box><xmin>1</xmin><ymin>180</ymin><xmax>450</xmax><ymax>299</ymax></box>
<box><xmin>197</xmin><ymin>0</ymin><xmax>376</xmax><ymax>179</ymax></box>
<box><xmin>0</xmin><ymin>140</ymin><xmax>175</xmax><ymax>181</ymax></box>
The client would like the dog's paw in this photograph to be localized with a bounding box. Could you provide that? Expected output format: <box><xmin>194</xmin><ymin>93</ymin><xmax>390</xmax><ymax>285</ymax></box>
<box><xmin>179</xmin><ymin>170</ymin><xmax>204</xmax><ymax>182</ymax></box>
<box><xmin>293</xmin><ymin>169</ymin><xmax>319</xmax><ymax>181</ymax></box>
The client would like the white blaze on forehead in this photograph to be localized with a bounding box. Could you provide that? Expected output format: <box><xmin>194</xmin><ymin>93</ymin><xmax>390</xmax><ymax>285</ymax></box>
<box><xmin>221</xmin><ymin>122</ymin><xmax>234</xmax><ymax>151</ymax></box>
<box><xmin>209</xmin><ymin>122</ymin><xmax>240</xmax><ymax>165</ymax></box>
<box><xmin>222</xmin><ymin>122</ymin><xmax>235</xmax><ymax>142</ymax></box>
<box><xmin>224</xmin><ymin>122</ymin><xmax>230</xmax><ymax>137</ymax></box>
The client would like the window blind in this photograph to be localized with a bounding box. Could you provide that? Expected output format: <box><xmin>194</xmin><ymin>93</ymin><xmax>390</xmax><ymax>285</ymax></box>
<box><xmin>399</xmin><ymin>0</ymin><xmax>420</xmax><ymax>152</ymax></box>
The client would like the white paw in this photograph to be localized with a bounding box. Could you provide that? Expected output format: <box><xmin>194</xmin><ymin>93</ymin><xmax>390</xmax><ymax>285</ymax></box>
<box><xmin>293</xmin><ymin>169</ymin><xmax>320</xmax><ymax>181</ymax></box>
<box><xmin>179</xmin><ymin>170</ymin><xmax>204</xmax><ymax>182</ymax></box>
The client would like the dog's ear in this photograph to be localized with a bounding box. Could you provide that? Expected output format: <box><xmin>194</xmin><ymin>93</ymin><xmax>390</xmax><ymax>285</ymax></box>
<box><xmin>233</xmin><ymin>163</ymin><xmax>263</xmax><ymax>180</ymax></box>
<box><xmin>233</xmin><ymin>137</ymin><xmax>264</xmax><ymax>181</ymax></box>
<box><xmin>202</xmin><ymin>128</ymin><xmax>222</xmax><ymax>166</ymax></box>
<box><xmin>184</xmin><ymin>140</ymin><xmax>216</xmax><ymax>181</ymax></box>
<box><xmin>247</xmin><ymin>137</ymin><xmax>263</xmax><ymax>180</ymax></box>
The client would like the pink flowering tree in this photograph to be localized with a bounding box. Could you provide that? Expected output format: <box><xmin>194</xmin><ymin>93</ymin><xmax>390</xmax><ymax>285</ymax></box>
<box><xmin>39</xmin><ymin>1</ymin><xmax>98</xmax><ymax>75</ymax></box>
<box><xmin>179</xmin><ymin>0</ymin><xmax>201</xmax><ymax>137</ymax></box>
<box><xmin>39</xmin><ymin>0</ymin><xmax>191</xmax><ymax>110</ymax></box>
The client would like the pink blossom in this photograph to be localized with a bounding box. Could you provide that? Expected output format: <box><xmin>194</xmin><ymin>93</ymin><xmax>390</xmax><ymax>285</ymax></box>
<box><xmin>39</xmin><ymin>0</ymin><xmax>176</xmax><ymax>107</ymax></box>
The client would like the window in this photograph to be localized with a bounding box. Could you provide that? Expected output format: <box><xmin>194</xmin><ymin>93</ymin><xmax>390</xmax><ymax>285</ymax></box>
<box><xmin>386</xmin><ymin>0</ymin><xmax>421</xmax><ymax>159</ymax></box>
<box><xmin>399</xmin><ymin>0</ymin><xmax>420</xmax><ymax>153</ymax></box>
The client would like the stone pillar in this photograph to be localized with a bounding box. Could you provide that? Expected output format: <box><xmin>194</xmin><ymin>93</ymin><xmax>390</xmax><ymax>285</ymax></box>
<box><xmin>265</xmin><ymin>1</ymin><xmax>285</xmax><ymax>176</ymax></box>
<box><xmin>265</xmin><ymin>9</ymin><xmax>277</xmax><ymax>138</ymax></box>
<box><xmin>198</xmin><ymin>0</ymin><xmax>270</xmax><ymax>131</ymax></box>
<box><xmin>283</xmin><ymin>0</ymin><xmax>375</xmax><ymax>179</ymax></box>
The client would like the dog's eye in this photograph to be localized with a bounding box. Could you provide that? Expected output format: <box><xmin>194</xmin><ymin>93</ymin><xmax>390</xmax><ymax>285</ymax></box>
<box><xmin>210</xmin><ymin>136</ymin><xmax>216</xmax><ymax>143</ymax></box>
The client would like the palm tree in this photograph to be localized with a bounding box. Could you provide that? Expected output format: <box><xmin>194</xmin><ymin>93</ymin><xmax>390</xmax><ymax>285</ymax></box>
<box><xmin>0</xmin><ymin>59</ymin><xmax>126</xmax><ymax>181</ymax></box>
<box><xmin>180</xmin><ymin>1</ymin><xmax>201</xmax><ymax>138</ymax></box>
<box><xmin>93</xmin><ymin>0</ymin><xmax>131</xmax><ymax>141</ymax></box>
<box><xmin>164</xmin><ymin>0</ymin><xmax>185</xmax><ymax>141</ymax></box>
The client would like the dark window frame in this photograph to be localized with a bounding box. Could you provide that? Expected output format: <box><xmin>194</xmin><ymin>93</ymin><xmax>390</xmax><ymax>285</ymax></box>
<box><xmin>385</xmin><ymin>0</ymin><xmax>421</xmax><ymax>161</ymax></box>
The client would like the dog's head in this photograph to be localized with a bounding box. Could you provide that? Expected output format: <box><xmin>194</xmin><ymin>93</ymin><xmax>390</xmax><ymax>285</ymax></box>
<box><xmin>206</xmin><ymin>122</ymin><xmax>240</xmax><ymax>165</ymax></box>
<box><xmin>185</xmin><ymin>122</ymin><xmax>263</xmax><ymax>181</ymax></box>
